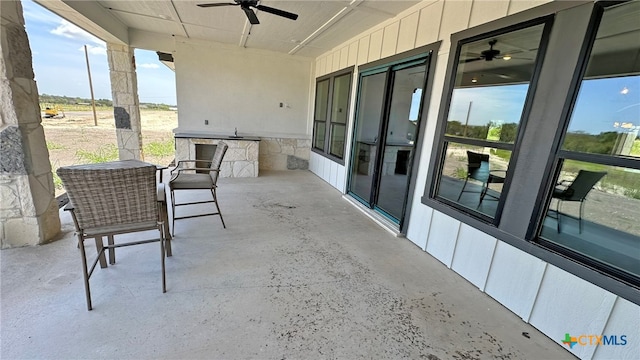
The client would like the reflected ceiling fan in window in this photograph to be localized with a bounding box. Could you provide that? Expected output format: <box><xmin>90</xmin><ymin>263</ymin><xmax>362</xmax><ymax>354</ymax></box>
<box><xmin>463</xmin><ymin>39</ymin><xmax>531</xmax><ymax>63</ymax></box>
<box><xmin>197</xmin><ymin>0</ymin><xmax>298</xmax><ymax>25</ymax></box>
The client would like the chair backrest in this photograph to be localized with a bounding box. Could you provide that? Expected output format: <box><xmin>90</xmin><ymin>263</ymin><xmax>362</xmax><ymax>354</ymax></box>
<box><xmin>467</xmin><ymin>151</ymin><xmax>490</xmax><ymax>183</ymax></box>
<box><xmin>57</xmin><ymin>161</ymin><xmax>158</xmax><ymax>230</ymax></box>
<box><xmin>209</xmin><ymin>142</ymin><xmax>228</xmax><ymax>184</ymax></box>
<box><xmin>564</xmin><ymin>170</ymin><xmax>607</xmax><ymax>201</ymax></box>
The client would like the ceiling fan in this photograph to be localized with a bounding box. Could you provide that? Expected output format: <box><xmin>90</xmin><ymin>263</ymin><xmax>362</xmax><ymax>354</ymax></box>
<box><xmin>463</xmin><ymin>39</ymin><xmax>506</xmax><ymax>63</ymax></box>
<box><xmin>197</xmin><ymin>0</ymin><xmax>298</xmax><ymax>25</ymax></box>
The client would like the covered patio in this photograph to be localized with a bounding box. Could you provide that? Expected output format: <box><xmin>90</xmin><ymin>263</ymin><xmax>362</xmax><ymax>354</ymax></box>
<box><xmin>1</xmin><ymin>171</ymin><xmax>571</xmax><ymax>359</ymax></box>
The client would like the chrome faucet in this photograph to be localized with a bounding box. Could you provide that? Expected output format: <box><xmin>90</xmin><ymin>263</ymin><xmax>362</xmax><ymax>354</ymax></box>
<box><xmin>234</xmin><ymin>127</ymin><xmax>238</xmax><ymax>137</ymax></box>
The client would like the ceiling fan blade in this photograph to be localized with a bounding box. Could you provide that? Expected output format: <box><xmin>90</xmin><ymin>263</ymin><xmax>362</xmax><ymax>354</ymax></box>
<box><xmin>255</xmin><ymin>5</ymin><xmax>298</xmax><ymax>20</ymax></box>
<box><xmin>463</xmin><ymin>57</ymin><xmax>483</xmax><ymax>63</ymax></box>
<box><xmin>242</xmin><ymin>6</ymin><xmax>260</xmax><ymax>24</ymax></box>
<box><xmin>197</xmin><ymin>3</ymin><xmax>238</xmax><ymax>7</ymax></box>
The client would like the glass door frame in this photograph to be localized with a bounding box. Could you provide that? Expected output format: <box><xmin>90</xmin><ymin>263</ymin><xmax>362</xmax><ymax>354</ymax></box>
<box><xmin>373</xmin><ymin>59</ymin><xmax>428</xmax><ymax>225</ymax></box>
<box><xmin>347</xmin><ymin>53</ymin><xmax>431</xmax><ymax>228</ymax></box>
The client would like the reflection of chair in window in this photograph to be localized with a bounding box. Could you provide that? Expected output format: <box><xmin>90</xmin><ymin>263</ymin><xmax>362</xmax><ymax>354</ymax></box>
<box><xmin>457</xmin><ymin>151</ymin><xmax>506</xmax><ymax>208</ymax></box>
<box><xmin>550</xmin><ymin>170</ymin><xmax>607</xmax><ymax>233</ymax></box>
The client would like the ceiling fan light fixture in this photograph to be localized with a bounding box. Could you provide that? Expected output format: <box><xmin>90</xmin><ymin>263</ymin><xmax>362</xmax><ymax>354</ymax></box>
<box><xmin>502</xmin><ymin>55</ymin><xmax>512</xmax><ymax>60</ymax></box>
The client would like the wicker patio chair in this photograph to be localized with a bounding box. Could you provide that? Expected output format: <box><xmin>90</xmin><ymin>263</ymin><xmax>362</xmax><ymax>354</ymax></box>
<box><xmin>57</xmin><ymin>160</ymin><xmax>169</xmax><ymax>311</ymax></box>
<box><xmin>169</xmin><ymin>142</ymin><xmax>228</xmax><ymax>235</ymax></box>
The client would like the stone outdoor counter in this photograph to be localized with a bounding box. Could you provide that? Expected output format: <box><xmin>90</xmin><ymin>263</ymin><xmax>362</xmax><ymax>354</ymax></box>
<box><xmin>174</xmin><ymin>132</ymin><xmax>259</xmax><ymax>178</ymax></box>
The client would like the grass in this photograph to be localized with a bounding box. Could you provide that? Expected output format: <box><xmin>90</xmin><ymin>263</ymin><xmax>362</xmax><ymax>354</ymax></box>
<box><xmin>71</xmin><ymin>139</ymin><xmax>173</xmax><ymax>166</ymax></box>
<box><xmin>40</xmin><ymin>103</ymin><xmax>177</xmax><ymax>112</ymax></box>
<box><xmin>143</xmin><ymin>138</ymin><xmax>174</xmax><ymax>157</ymax></box>
<box><xmin>632</xmin><ymin>139</ymin><xmax>640</xmax><ymax>156</ymax></box>
<box><xmin>46</xmin><ymin>141</ymin><xmax>65</xmax><ymax>150</ymax></box>
<box><xmin>454</xmin><ymin>167</ymin><xmax>467</xmax><ymax>179</ymax></box>
<box><xmin>75</xmin><ymin>144</ymin><xmax>119</xmax><ymax>164</ymax></box>
<box><xmin>562</xmin><ymin>159</ymin><xmax>640</xmax><ymax>197</ymax></box>
<box><xmin>50</xmin><ymin>160</ymin><xmax>64</xmax><ymax>190</ymax></box>
<box><xmin>41</xmin><ymin>103</ymin><xmax>112</xmax><ymax>112</ymax></box>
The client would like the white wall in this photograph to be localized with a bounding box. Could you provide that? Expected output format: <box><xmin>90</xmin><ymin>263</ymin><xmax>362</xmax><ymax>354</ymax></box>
<box><xmin>173</xmin><ymin>38</ymin><xmax>313</xmax><ymax>138</ymax></box>
<box><xmin>308</xmin><ymin>1</ymin><xmax>640</xmax><ymax>359</ymax></box>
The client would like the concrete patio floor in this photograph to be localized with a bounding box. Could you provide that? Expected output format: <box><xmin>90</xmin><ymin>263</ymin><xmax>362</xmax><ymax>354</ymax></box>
<box><xmin>1</xmin><ymin>170</ymin><xmax>574</xmax><ymax>359</ymax></box>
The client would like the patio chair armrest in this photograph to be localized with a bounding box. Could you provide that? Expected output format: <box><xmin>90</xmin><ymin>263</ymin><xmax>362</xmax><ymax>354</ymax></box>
<box><xmin>174</xmin><ymin>167</ymin><xmax>220</xmax><ymax>174</ymax></box>
<box><xmin>157</xmin><ymin>183</ymin><xmax>166</xmax><ymax>202</ymax></box>
<box><xmin>171</xmin><ymin>159</ymin><xmax>210</xmax><ymax>174</ymax></box>
<box><xmin>169</xmin><ymin>168</ymin><xmax>220</xmax><ymax>183</ymax></box>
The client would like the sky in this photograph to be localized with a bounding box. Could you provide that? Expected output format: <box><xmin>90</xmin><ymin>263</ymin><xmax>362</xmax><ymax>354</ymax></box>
<box><xmin>21</xmin><ymin>0</ymin><xmax>177</xmax><ymax>106</ymax></box>
<box><xmin>448</xmin><ymin>76</ymin><xmax>639</xmax><ymax>135</ymax></box>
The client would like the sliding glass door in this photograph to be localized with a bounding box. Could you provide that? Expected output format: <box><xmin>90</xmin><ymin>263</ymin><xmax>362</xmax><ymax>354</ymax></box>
<box><xmin>349</xmin><ymin>70</ymin><xmax>387</xmax><ymax>203</ymax></box>
<box><xmin>348</xmin><ymin>57</ymin><xmax>429</xmax><ymax>225</ymax></box>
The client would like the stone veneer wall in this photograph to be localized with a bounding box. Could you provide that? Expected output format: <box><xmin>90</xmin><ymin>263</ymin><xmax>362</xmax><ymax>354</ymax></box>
<box><xmin>174</xmin><ymin>137</ymin><xmax>310</xmax><ymax>176</ymax></box>
<box><xmin>107</xmin><ymin>43</ymin><xmax>143</xmax><ymax>160</ymax></box>
<box><xmin>175</xmin><ymin>138</ymin><xmax>259</xmax><ymax>177</ymax></box>
<box><xmin>0</xmin><ymin>0</ymin><xmax>60</xmax><ymax>247</ymax></box>
<box><xmin>259</xmin><ymin>138</ymin><xmax>310</xmax><ymax>171</ymax></box>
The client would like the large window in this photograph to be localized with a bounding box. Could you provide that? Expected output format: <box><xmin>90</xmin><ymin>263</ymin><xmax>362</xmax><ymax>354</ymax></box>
<box><xmin>433</xmin><ymin>21</ymin><xmax>549</xmax><ymax>220</ymax></box>
<box><xmin>312</xmin><ymin>68</ymin><xmax>353</xmax><ymax>161</ymax></box>
<box><xmin>539</xmin><ymin>1</ymin><xmax>640</xmax><ymax>283</ymax></box>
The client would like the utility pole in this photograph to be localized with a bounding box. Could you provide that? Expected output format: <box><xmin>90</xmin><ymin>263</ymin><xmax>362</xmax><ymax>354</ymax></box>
<box><xmin>84</xmin><ymin>45</ymin><xmax>98</xmax><ymax>126</ymax></box>
<box><xmin>463</xmin><ymin>101</ymin><xmax>473</xmax><ymax>137</ymax></box>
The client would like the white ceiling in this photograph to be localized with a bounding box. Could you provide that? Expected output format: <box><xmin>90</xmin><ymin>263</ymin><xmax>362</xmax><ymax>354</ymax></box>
<box><xmin>35</xmin><ymin>0</ymin><xmax>422</xmax><ymax>58</ymax></box>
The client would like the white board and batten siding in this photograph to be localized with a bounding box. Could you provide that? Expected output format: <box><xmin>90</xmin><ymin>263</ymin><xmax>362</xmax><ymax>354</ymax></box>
<box><xmin>309</xmin><ymin>1</ymin><xmax>640</xmax><ymax>359</ymax></box>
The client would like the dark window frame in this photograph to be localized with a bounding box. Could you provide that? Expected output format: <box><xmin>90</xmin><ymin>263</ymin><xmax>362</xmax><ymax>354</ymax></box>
<box><xmin>531</xmin><ymin>0</ymin><xmax>640</xmax><ymax>288</ymax></box>
<box><xmin>311</xmin><ymin>67</ymin><xmax>354</xmax><ymax>164</ymax></box>
<box><xmin>312</xmin><ymin>78</ymin><xmax>330</xmax><ymax>152</ymax></box>
<box><xmin>427</xmin><ymin>16</ymin><xmax>554</xmax><ymax>225</ymax></box>
<box><xmin>421</xmin><ymin>0</ymin><xmax>640</xmax><ymax>305</ymax></box>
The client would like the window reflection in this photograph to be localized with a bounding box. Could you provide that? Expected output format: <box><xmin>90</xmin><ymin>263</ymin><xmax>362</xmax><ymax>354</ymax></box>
<box><xmin>435</xmin><ymin>22</ymin><xmax>547</xmax><ymax>219</ymax></box>
<box><xmin>313</xmin><ymin>79</ymin><xmax>330</xmax><ymax>151</ymax></box>
<box><xmin>446</xmin><ymin>24</ymin><xmax>545</xmax><ymax>142</ymax></box>
<box><xmin>542</xmin><ymin>162</ymin><xmax>640</xmax><ymax>278</ymax></box>
<box><xmin>312</xmin><ymin>71</ymin><xmax>352</xmax><ymax>159</ymax></box>
<box><xmin>331</xmin><ymin>74</ymin><xmax>350</xmax><ymax>124</ymax></box>
<box><xmin>329</xmin><ymin>73</ymin><xmax>351</xmax><ymax>158</ymax></box>
<box><xmin>541</xmin><ymin>1</ymin><xmax>640</xmax><ymax>281</ymax></box>
<box><xmin>437</xmin><ymin>142</ymin><xmax>511</xmax><ymax>217</ymax></box>
<box><xmin>446</xmin><ymin>85</ymin><xmax>529</xmax><ymax>142</ymax></box>
<box><xmin>561</xmin><ymin>1</ymin><xmax>639</xmax><ymax>159</ymax></box>
<box><xmin>330</xmin><ymin>124</ymin><xmax>346</xmax><ymax>158</ymax></box>
<box><xmin>563</xmin><ymin>76</ymin><xmax>639</xmax><ymax>157</ymax></box>
<box><xmin>313</xmin><ymin>122</ymin><xmax>325</xmax><ymax>150</ymax></box>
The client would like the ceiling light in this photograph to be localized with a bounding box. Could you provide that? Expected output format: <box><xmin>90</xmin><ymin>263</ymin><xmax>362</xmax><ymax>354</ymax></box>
<box><xmin>471</xmin><ymin>78</ymin><xmax>478</xmax><ymax>83</ymax></box>
<box><xmin>620</xmin><ymin>87</ymin><xmax>629</xmax><ymax>95</ymax></box>
<box><xmin>502</xmin><ymin>55</ymin><xmax>512</xmax><ymax>61</ymax></box>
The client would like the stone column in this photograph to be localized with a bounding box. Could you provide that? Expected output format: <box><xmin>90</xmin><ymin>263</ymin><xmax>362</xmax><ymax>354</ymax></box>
<box><xmin>0</xmin><ymin>0</ymin><xmax>61</xmax><ymax>248</ymax></box>
<box><xmin>107</xmin><ymin>43</ymin><xmax>143</xmax><ymax>160</ymax></box>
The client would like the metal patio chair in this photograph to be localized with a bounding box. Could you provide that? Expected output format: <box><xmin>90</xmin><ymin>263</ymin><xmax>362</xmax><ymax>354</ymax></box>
<box><xmin>551</xmin><ymin>170</ymin><xmax>607</xmax><ymax>233</ymax></box>
<box><xmin>169</xmin><ymin>141</ymin><xmax>228</xmax><ymax>235</ymax></box>
<box><xmin>457</xmin><ymin>151</ymin><xmax>505</xmax><ymax>208</ymax></box>
<box><xmin>57</xmin><ymin>160</ymin><xmax>169</xmax><ymax>311</ymax></box>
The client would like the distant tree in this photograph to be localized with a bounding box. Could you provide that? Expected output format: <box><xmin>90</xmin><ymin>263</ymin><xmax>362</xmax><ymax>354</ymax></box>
<box><xmin>499</xmin><ymin>123</ymin><xmax>518</xmax><ymax>143</ymax></box>
<box><xmin>446</xmin><ymin>120</ymin><xmax>489</xmax><ymax>139</ymax></box>
<box><xmin>563</xmin><ymin>131</ymin><xmax>619</xmax><ymax>154</ymax></box>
